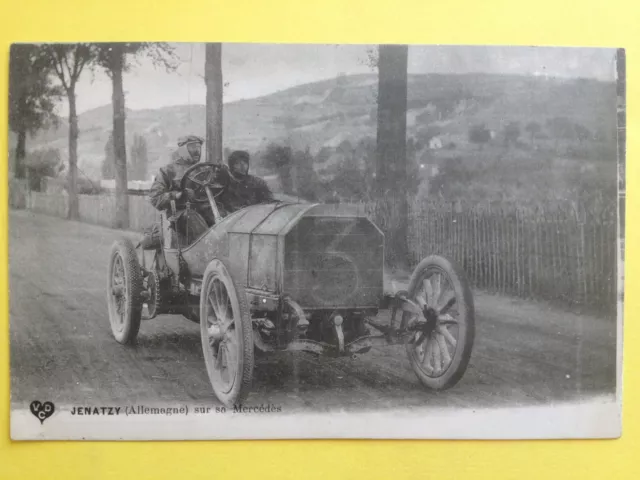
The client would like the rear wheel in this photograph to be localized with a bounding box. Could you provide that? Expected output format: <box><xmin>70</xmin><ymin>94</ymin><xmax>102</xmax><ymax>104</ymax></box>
<box><xmin>404</xmin><ymin>255</ymin><xmax>475</xmax><ymax>390</ymax></box>
<box><xmin>107</xmin><ymin>238</ymin><xmax>144</xmax><ymax>344</ymax></box>
<box><xmin>200</xmin><ymin>259</ymin><xmax>254</xmax><ymax>407</ymax></box>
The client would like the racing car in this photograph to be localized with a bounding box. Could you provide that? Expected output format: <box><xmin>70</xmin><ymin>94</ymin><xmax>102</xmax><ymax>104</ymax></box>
<box><xmin>107</xmin><ymin>162</ymin><xmax>475</xmax><ymax>406</ymax></box>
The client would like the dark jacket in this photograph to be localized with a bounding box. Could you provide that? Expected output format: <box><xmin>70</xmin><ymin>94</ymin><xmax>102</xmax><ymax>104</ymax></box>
<box><xmin>218</xmin><ymin>173</ymin><xmax>275</xmax><ymax>213</ymax></box>
<box><xmin>148</xmin><ymin>148</ymin><xmax>197</xmax><ymax>212</ymax></box>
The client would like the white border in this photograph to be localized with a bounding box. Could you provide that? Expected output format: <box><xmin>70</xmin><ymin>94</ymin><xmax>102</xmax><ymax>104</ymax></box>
<box><xmin>11</xmin><ymin>397</ymin><xmax>620</xmax><ymax>441</ymax></box>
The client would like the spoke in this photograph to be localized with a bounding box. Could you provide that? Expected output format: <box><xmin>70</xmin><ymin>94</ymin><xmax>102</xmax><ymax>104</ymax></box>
<box><xmin>214</xmin><ymin>344</ymin><xmax>224</xmax><ymax>370</ymax></box>
<box><xmin>208</xmin><ymin>325</ymin><xmax>219</xmax><ymax>343</ymax></box>
<box><xmin>414</xmin><ymin>331</ymin><xmax>428</xmax><ymax>347</ymax></box>
<box><xmin>423</xmin><ymin>278</ymin><xmax>434</xmax><ymax>306</ymax></box>
<box><xmin>221</xmin><ymin>289</ymin><xmax>231</xmax><ymax>321</ymax></box>
<box><xmin>220</xmin><ymin>316</ymin><xmax>234</xmax><ymax>337</ymax></box>
<box><xmin>432</xmin><ymin>337</ymin><xmax>442</xmax><ymax>375</ymax></box>
<box><xmin>432</xmin><ymin>274</ymin><xmax>442</xmax><ymax>308</ymax></box>
<box><xmin>213</xmin><ymin>281</ymin><xmax>224</xmax><ymax>318</ymax></box>
<box><xmin>436</xmin><ymin>333</ymin><xmax>452</xmax><ymax>365</ymax></box>
<box><xmin>414</xmin><ymin>291</ymin><xmax>427</xmax><ymax>309</ymax></box>
<box><xmin>438</xmin><ymin>325</ymin><xmax>457</xmax><ymax>347</ymax></box>
<box><xmin>223</xmin><ymin>340</ymin><xmax>238</xmax><ymax>379</ymax></box>
<box><xmin>422</xmin><ymin>336</ymin><xmax>434</xmax><ymax>371</ymax></box>
<box><xmin>218</xmin><ymin>282</ymin><xmax>229</xmax><ymax>317</ymax></box>
<box><xmin>437</xmin><ymin>290</ymin><xmax>456</xmax><ymax>314</ymax></box>
<box><xmin>191</xmin><ymin>173</ymin><xmax>208</xmax><ymax>186</ymax></box>
<box><xmin>400</xmin><ymin>298</ymin><xmax>422</xmax><ymax>316</ymax></box>
<box><xmin>438</xmin><ymin>313</ymin><xmax>459</xmax><ymax>326</ymax></box>
<box><xmin>208</xmin><ymin>296</ymin><xmax>217</xmax><ymax>318</ymax></box>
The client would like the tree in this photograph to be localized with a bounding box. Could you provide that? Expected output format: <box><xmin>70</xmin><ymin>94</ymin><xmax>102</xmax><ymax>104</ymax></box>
<box><xmin>468</xmin><ymin>124</ymin><xmax>491</xmax><ymax>149</ymax></box>
<box><xmin>24</xmin><ymin>148</ymin><xmax>63</xmax><ymax>191</ymax></box>
<box><xmin>546</xmin><ymin>116</ymin><xmax>575</xmax><ymax>140</ymax></box>
<box><xmin>525</xmin><ymin>121</ymin><xmax>542</xmax><ymax>145</ymax></box>
<box><xmin>8</xmin><ymin>44</ymin><xmax>62</xmax><ymax>179</ymax></box>
<box><xmin>42</xmin><ymin>44</ymin><xmax>94</xmax><ymax>220</ymax></box>
<box><xmin>293</xmin><ymin>147</ymin><xmax>324</xmax><ymax>201</ymax></box>
<box><xmin>574</xmin><ymin>123</ymin><xmax>592</xmax><ymax>145</ymax></box>
<box><xmin>333</xmin><ymin>150</ymin><xmax>367</xmax><ymax>201</ymax></box>
<box><xmin>129</xmin><ymin>134</ymin><xmax>149</xmax><ymax>181</ymax></box>
<box><xmin>205</xmin><ymin>43</ymin><xmax>224</xmax><ymax>165</ymax></box>
<box><xmin>375</xmin><ymin>44</ymin><xmax>410</xmax><ymax>269</ymax></box>
<box><xmin>93</xmin><ymin>42</ymin><xmax>177</xmax><ymax>228</ymax></box>
<box><xmin>263</xmin><ymin>144</ymin><xmax>294</xmax><ymax>194</ymax></box>
<box><xmin>101</xmin><ymin>132</ymin><xmax>116</xmax><ymax>180</ymax></box>
<box><xmin>503</xmin><ymin>121</ymin><xmax>521</xmax><ymax>148</ymax></box>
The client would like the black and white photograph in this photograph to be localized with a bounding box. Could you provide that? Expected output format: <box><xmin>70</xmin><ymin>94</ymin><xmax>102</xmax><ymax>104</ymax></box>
<box><xmin>8</xmin><ymin>43</ymin><xmax>624</xmax><ymax>440</ymax></box>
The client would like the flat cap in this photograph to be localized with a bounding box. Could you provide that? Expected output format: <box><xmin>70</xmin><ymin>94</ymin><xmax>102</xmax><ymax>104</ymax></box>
<box><xmin>177</xmin><ymin>135</ymin><xmax>204</xmax><ymax>146</ymax></box>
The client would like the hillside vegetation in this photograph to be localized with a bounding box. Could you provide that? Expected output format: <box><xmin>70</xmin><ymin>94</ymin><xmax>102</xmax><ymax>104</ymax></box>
<box><xmin>16</xmin><ymin>72</ymin><xmax>618</xmax><ymax>205</ymax></box>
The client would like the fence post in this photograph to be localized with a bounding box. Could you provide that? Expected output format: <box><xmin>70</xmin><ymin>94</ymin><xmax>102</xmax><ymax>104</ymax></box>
<box><xmin>576</xmin><ymin>208</ymin><xmax>588</xmax><ymax>306</ymax></box>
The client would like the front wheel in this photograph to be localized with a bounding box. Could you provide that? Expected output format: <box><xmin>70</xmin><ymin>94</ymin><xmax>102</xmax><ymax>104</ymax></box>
<box><xmin>404</xmin><ymin>255</ymin><xmax>475</xmax><ymax>391</ymax></box>
<box><xmin>200</xmin><ymin>258</ymin><xmax>254</xmax><ymax>407</ymax></box>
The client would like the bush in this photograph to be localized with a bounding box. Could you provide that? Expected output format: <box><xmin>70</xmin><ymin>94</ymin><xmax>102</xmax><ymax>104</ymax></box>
<box><xmin>468</xmin><ymin>124</ymin><xmax>491</xmax><ymax>147</ymax></box>
<box><xmin>25</xmin><ymin>148</ymin><xmax>63</xmax><ymax>191</ymax></box>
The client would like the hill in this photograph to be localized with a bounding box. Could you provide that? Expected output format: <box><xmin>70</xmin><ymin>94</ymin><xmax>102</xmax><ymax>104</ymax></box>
<box><xmin>14</xmin><ymin>72</ymin><xmax>618</xmax><ymax>203</ymax></box>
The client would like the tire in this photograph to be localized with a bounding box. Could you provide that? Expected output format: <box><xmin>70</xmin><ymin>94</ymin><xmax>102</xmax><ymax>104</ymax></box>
<box><xmin>404</xmin><ymin>255</ymin><xmax>475</xmax><ymax>391</ymax></box>
<box><xmin>107</xmin><ymin>238</ymin><xmax>144</xmax><ymax>345</ymax></box>
<box><xmin>200</xmin><ymin>258</ymin><xmax>254</xmax><ymax>407</ymax></box>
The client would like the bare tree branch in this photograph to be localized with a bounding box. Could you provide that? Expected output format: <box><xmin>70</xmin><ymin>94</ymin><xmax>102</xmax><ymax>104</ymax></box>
<box><xmin>50</xmin><ymin>49</ymin><xmax>69</xmax><ymax>91</ymax></box>
<box><xmin>61</xmin><ymin>53</ymin><xmax>72</xmax><ymax>83</ymax></box>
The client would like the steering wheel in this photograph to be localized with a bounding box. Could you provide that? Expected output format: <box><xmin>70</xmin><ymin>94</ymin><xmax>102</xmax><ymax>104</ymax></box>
<box><xmin>179</xmin><ymin>162</ymin><xmax>229</xmax><ymax>204</ymax></box>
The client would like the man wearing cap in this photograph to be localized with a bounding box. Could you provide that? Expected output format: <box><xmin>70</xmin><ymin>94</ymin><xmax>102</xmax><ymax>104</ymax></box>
<box><xmin>218</xmin><ymin>150</ymin><xmax>275</xmax><ymax>213</ymax></box>
<box><xmin>149</xmin><ymin>135</ymin><xmax>214</xmax><ymax>242</ymax></box>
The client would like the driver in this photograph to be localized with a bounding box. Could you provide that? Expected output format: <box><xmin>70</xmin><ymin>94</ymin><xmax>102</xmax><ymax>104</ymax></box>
<box><xmin>149</xmin><ymin>135</ymin><xmax>215</xmax><ymax>241</ymax></box>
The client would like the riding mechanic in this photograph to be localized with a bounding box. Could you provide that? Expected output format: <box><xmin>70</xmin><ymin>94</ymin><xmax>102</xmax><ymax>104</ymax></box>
<box><xmin>218</xmin><ymin>150</ymin><xmax>275</xmax><ymax>213</ymax></box>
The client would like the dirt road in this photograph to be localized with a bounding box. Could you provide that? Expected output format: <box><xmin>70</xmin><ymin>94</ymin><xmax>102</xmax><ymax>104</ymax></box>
<box><xmin>9</xmin><ymin>210</ymin><xmax>617</xmax><ymax>412</ymax></box>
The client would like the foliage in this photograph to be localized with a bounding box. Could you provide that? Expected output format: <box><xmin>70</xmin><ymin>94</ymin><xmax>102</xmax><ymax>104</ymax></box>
<box><xmin>262</xmin><ymin>133</ymin><xmax>423</xmax><ymax>204</ymax></box>
<box><xmin>76</xmin><ymin>176</ymin><xmax>104</xmax><ymax>195</ymax></box>
<box><xmin>468</xmin><ymin>124</ymin><xmax>491</xmax><ymax>147</ymax></box>
<box><xmin>503</xmin><ymin>121</ymin><xmax>521</xmax><ymax>147</ymax></box>
<box><xmin>525</xmin><ymin>121</ymin><xmax>542</xmax><ymax>143</ymax></box>
<box><xmin>101</xmin><ymin>132</ymin><xmax>149</xmax><ymax>181</ymax></box>
<box><xmin>263</xmin><ymin>143</ymin><xmax>294</xmax><ymax>193</ymax></box>
<box><xmin>24</xmin><ymin>148</ymin><xmax>64</xmax><ymax>191</ymax></box>
<box><xmin>40</xmin><ymin>43</ymin><xmax>96</xmax><ymax>219</ymax></box>
<box><xmin>262</xmin><ymin>143</ymin><xmax>326</xmax><ymax>200</ymax></box>
<box><xmin>43</xmin><ymin>44</ymin><xmax>94</xmax><ymax>93</ymax></box>
<box><xmin>9</xmin><ymin>45</ymin><xmax>62</xmax><ymax>135</ymax></box>
<box><xmin>8</xmin><ymin>44</ymin><xmax>63</xmax><ymax>177</ymax></box>
<box><xmin>129</xmin><ymin>134</ymin><xmax>149</xmax><ymax>181</ymax></box>
<box><xmin>92</xmin><ymin>43</ymin><xmax>178</xmax><ymax>76</ymax></box>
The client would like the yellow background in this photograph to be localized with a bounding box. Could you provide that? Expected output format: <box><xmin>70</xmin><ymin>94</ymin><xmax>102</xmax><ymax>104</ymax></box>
<box><xmin>0</xmin><ymin>0</ymin><xmax>636</xmax><ymax>478</ymax></box>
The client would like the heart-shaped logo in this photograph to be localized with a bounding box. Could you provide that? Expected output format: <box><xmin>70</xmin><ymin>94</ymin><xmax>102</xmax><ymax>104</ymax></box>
<box><xmin>30</xmin><ymin>401</ymin><xmax>55</xmax><ymax>424</ymax></box>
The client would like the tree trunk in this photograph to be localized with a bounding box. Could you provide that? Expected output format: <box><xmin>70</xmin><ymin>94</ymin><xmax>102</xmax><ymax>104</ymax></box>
<box><xmin>67</xmin><ymin>86</ymin><xmax>80</xmax><ymax>220</ymax></box>
<box><xmin>111</xmin><ymin>44</ymin><xmax>130</xmax><ymax>229</ymax></box>
<box><xmin>205</xmin><ymin>43</ymin><xmax>223</xmax><ymax>164</ymax></box>
<box><xmin>375</xmin><ymin>44</ymin><xmax>410</xmax><ymax>270</ymax></box>
<box><xmin>15</xmin><ymin>128</ymin><xmax>27</xmax><ymax>179</ymax></box>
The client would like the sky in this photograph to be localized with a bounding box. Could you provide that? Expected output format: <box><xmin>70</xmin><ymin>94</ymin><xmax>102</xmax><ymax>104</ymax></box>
<box><xmin>55</xmin><ymin>43</ymin><xmax>618</xmax><ymax>117</ymax></box>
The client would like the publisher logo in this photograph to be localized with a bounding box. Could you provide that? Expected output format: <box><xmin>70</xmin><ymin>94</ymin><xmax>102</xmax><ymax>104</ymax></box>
<box><xmin>30</xmin><ymin>400</ymin><xmax>55</xmax><ymax>424</ymax></box>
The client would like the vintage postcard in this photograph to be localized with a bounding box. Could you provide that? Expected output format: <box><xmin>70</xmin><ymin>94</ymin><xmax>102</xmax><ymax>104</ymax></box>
<box><xmin>8</xmin><ymin>43</ymin><xmax>624</xmax><ymax>440</ymax></box>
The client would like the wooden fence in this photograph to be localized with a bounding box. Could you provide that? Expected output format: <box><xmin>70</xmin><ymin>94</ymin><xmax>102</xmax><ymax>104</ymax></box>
<box><xmin>21</xmin><ymin>191</ymin><xmax>161</xmax><ymax>232</ymax></box>
<box><xmin>9</xmin><ymin>183</ymin><xmax>618</xmax><ymax>314</ymax></box>
<box><xmin>362</xmin><ymin>199</ymin><xmax>618</xmax><ymax>315</ymax></box>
